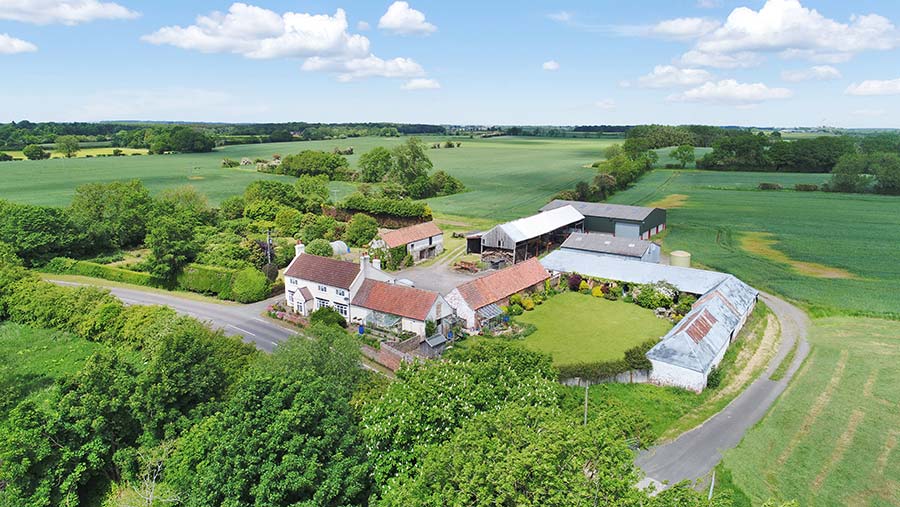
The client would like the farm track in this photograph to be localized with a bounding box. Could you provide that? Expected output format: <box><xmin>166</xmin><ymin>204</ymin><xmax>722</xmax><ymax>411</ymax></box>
<box><xmin>635</xmin><ymin>292</ymin><xmax>810</xmax><ymax>490</ymax></box>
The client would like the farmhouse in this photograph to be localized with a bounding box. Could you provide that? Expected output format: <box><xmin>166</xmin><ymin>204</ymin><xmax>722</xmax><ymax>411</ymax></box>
<box><xmin>371</xmin><ymin>221</ymin><xmax>444</xmax><ymax>263</ymax></box>
<box><xmin>478</xmin><ymin>205</ymin><xmax>584</xmax><ymax>264</ymax></box>
<box><xmin>350</xmin><ymin>279</ymin><xmax>453</xmax><ymax>338</ymax></box>
<box><xmin>283</xmin><ymin>244</ymin><xmax>392</xmax><ymax>318</ymax></box>
<box><xmin>540</xmin><ymin>199</ymin><xmax>666</xmax><ymax>239</ymax></box>
<box><xmin>539</xmin><ymin>249</ymin><xmax>758</xmax><ymax>392</ymax></box>
<box><xmin>647</xmin><ymin>276</ymin><xmax>758</xmax><ymax>392</ymax></box>
<box><xmin>561</xmin><ymin>232</ymin><xmax>660</xmax><ymax>263</ymax></box>
<box><xmin>446</xmin><ymin>258</ymin><xmax>550</xmax><ymax>332</ymax></box>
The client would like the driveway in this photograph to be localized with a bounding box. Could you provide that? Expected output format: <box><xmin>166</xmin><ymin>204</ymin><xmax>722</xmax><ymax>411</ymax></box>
<box><xmin>394</xmin><ymin>244</ymin><xmax>490</xmax><ymax>294</ymax></box>
<box><xmin>51</xmin><ymin>280</ymin><xmax>297</xmax><ymax>352</ymax></box>
<box><xmin>635</xmin><ymin>292</ymin><xmax>811</xmax><ymax>489</ymax></box>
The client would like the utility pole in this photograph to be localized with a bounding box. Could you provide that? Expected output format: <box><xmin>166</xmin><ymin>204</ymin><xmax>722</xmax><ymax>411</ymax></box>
<box><xmin>583</xmin><ymin>382</ymin><xmax>589</xmax><ymax>426</ymax></box>
<box><xmin>266</xmin><ymin>229</ymin><xmax>273</xmax><ymax>265</ymax></box>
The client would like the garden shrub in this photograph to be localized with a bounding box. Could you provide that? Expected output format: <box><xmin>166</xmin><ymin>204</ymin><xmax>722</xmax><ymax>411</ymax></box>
<box><xmin>674</xmin><ymin>294</ymin><xmax>697</xmax><ymax>315</ymax></box>
<box><xmin>591</xmin><ymin>286</ymin><xmax>604</xmax><ymax>298</ymax></box>
<box><xmin>557</xmin><ymin>359</ymin><xmax>629</xmax><ymax>383</ymax></box>
<box><xmin>757</xmin><ymin>182</ymin><xmax>783</xmax><ymax>190</ymax></box>
<box><xmin>509</xmin><ymin>294</ymin><xmax>523</xmax><ymax>307</ymax></box>
<box><xmin>306</xmin><ymin>238</ymin><xmax>333</xmax><ymax>257</ymax></box>
<box><xmin>309</xmin><ymin>307</ymin><xmax>347</xmax><ymax>328</ymax></box>
<box><xmin>521</xmin><ymin>297</ymin><xmax>535</xmax><ymax>311</ymax></box>
<box><xmin>633</xmin><ymin>282</ymin><xmax>675</xmax><ymax>310</ymax></box>
<box><xmin>230</xmin><ymin>267</ymin><xmax>270</xmax><ymax>303</ymax></box>
<box><xmin>579</xmin><ymin>280</ymin><xmax>590</xmax><ymax>294</ymax></box>
<box><xmin>624</xmin><ymin>339</ymin><xmax>657</xmax><ymax>371</ymax></box>
<box><xmin>532</xmin><ymin>293</ymin><xmax>543</xmax><ymax>305</ymax></box>
<box><xmin>425</xmin><ymin>320</ymin><xmax>437</xmax><ymax>336</ymax></box>
<box><xmin>706</xmin><ymin>366</ymin><xmax>723</xmax><ymax>389</ymax></box>
<box><xmin>506</xmin><ymin>303</ymin><xmax>524</xmax><ymax>316</ymax></box>
<box><xmin>794</xmin><ymin>183</ymin><xmax>819</xmax><ymax>192</ymax></box>
<box><xmin>177</xmin><ymin>264</ymin><xmax>237</xmax><ymax>298</ymax></box>
<box><xmin>567</xmin><ymin>274</ymin><xmax>582</xmax><ymax>292</ymax></box>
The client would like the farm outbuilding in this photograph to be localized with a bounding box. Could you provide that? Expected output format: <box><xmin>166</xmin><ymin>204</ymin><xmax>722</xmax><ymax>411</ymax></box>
<box><xmin>540</xmin><ymin>200</ymin><xmax>666</xmax><ymax>239</ymax></box>
<box><xmin>371</xmin><ymin>221</ymin><xmax>444</xmax><ymax>263</ymax></box>
<box><xmin>560</xmin><ymin>232</ymin><xmax>660</xmax><ymax>263</ymax></box>
<box><xmin>480</xmin><ymin>205</ymin><xmax>584</xmax><ymax>265</ymax></box>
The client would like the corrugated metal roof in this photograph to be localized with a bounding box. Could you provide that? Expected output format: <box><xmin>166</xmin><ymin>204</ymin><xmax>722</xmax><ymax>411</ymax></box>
<box><xmin>540</xmin><ymin>199</ymin><xmax>657</xmax><ymax>221</ymax></box>
<box><xmin>494</xmin><ymin>205</ymin><xmax>584</xmax><ymax>243</ymax></box>
<box><xmin>540</xmin><ymin>249</ymin><xmax>730</xmax><ymax>295</ymax></box>
<box><xmin>561</xmin><ymin>232</ymin><xmax>652</xmax><ymax>258</ymax></box>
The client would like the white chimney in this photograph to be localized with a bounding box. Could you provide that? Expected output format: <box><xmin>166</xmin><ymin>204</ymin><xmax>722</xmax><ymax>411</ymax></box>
<box><xmin>295</xmin><ymin>241</ymin><xmax>305</xmax><ymax>257</ymax></box>
<box><xmin>373</xmin><ymin>258</ymin><xmax>381</xmax><ymax>270</ymax></box>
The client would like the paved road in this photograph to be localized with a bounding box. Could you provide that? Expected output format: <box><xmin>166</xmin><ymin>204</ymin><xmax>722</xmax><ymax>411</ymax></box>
<box><xmin>635</xmin><ymin>292</ymin><xmax>811</xmax><ymax>489</ymax></box>
<box><xmin>52</xmin><ymin>280</ymin><xmax>297</xmax><ymax>352</ymax></box>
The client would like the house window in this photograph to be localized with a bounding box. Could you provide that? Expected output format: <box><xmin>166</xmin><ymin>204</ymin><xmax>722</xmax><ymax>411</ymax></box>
<box><xmin>334</xmin><ymin>303</ymin><xmax>348</xmax><ymax>317</ymax></box>
<box><xmin>287</xmin><ymin>290</ymin><xmax>294</xmax><ymax>303</ymax></box>
<box><xmin>318</xmin><ymin>285</ymin><xmax>327</xmax><ymax>293</ymax></box>
<box><xmin>336</xmin><ymin>288</ymin><xmax>346</xmax><ymax>297</ymax></box>
<box><xmin>429</xmin><ymin>236</ymin><xmax>433</xmax><ymax>245</ymax></box>
<box><xmin>289</xmin><ymin>278</ymin><xmax>298</xmax><ymax>285</ymax></box>
<box><xmin>316</xmin><ymin>298</ymin><xmax>330</xmax><ymax>309</ymax></box>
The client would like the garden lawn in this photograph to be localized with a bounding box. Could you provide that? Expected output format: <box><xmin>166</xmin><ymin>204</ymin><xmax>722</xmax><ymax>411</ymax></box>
<box><xmin>516</xmin><ymin>292</ymin><xmax>671</xmax><ymax>366</ymax></box>
<box><xmin>0</xmin><ymin>322</ymin><xmax>102</xmax><ymax>411</ymax></box>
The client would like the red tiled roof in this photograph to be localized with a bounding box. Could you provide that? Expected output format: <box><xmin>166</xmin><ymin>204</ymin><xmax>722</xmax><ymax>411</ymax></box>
<box><xmin>351</xmin><ymin>279</ymin><xmax>439</xmax><ymax>321</ymax></box>
<box><xmin>379</xmin><ymin>221</ymin><xmax>442</xmax><ymax>249</ymax></box>
<box><xmin>454</xmin><ymin>258</ymin><xmax>550</xmax><ymax>310</ymax></box>
<box><xmin>284</xmin><ymin>254</ymin><xmax>360</xmax><ymax>289</ymax></box>
<box><xmin>298</xmin><ymin>287</ymin><xmax>313</xmax><ymax>301</ymax></box>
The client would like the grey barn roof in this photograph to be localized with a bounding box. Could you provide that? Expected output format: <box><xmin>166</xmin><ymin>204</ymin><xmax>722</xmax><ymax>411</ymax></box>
<box><xmin>540</xmin><ymin>199</ymin><xmax>657</xmax><ymax>222</ymax></box>
<box><xmin>646</xmin><ymin>277</ymin><xmax>758</xmax><ymax>374</ymax></box>
<box><xmin>561</xmin><ymin>232</ymin><xmax>653</xmax><ymax>258</ymax></box>
<box><xmin>492</xmin><ymin>205</ymin><xmax>584</xmax><ymax>243</ymax></box>
<box><xmin>540</xmin><ymin>249</ymin><xmax>729</xmax><ymax>295</ymax></box>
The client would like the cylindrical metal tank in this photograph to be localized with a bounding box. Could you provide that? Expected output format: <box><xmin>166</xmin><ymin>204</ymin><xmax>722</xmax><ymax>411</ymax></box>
<box><xmin>670</xmin><ymin>250</ymin><xmax>691</xmax><ymax>267</ymax></box>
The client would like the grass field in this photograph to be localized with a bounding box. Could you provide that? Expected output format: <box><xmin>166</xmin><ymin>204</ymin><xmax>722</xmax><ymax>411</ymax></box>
<box><xmin>515</xmin><ymin>293</ymin><xmax>671</xmax><ymax>366</ymax></box>
<box><xmin>2</xmin><ymin>147</ymin><xmax>148</xmax><ymax>159</ymax></box>
<box><xmin>0</xmin><ymin>136</ymin><xmax>611</xmax><ymax>219</ymax></box>
<box><xmin>720</xmin><ymin>317</ymin><xmax>900</xmax><ymax>506</ymax></box>
<box><xmin>0</xmin><ymin>322</ymin><xmax>102</xmax><ymax>411</ymax></box>
<box><xmin>609</xmin><ymin>170</ymin><xmax>900</xmax><ymax>318</ymax></box>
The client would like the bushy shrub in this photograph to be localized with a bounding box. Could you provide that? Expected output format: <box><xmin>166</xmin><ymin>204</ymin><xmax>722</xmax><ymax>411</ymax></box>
<box><xmin>591</xmin><ymin>286</ymin><xmax>604</xmax><ymax>298</ymax></box>
<box><xmin>567</xmin><ymin>273</ymin><xmax>582</xmax><ymax>292</ymax></box>
<box><xmin>633</xmin><ymin>282</ymin><xmax>675</xmax><ymax>310</ymax></box>
<box><xmin>177</xmin><ymin>264</ymin><xmax>237</xmax><ymax>297</ymax></box>
<box><xmin>509</xmin><ymin>294</ymin><xmax>523</xmax><ymax>307</ymax></box>
<box><xmin>230</xmin><ymin>267</ymin><xmax>270</xmax><ymax>303</ymax></box>
<box><xmin>707</xmin><ymin>366</ymin><xmax>723</xmax><ymax>389</ymax></box>
<box><xmin>532</xmin><ymin>293</ymin><xmax>543</xmax><ymax>305</ymax></box>
<box><xmin>521</xmin><ymin>297</ymin><xmax>535</xmax><ymax>311</ymax></box>
<box><xmin>624</xmin><ymin>339</ymin><xmax>657</xmax><ymax>371</ymax></box>
<box><xmin>306</xmin><ymin>238</ymin><xmax>333</xmax><ymax>257</ymax></box>
<box><xmin>794</xmin><ymin>183</ymin><xmax>819</xmax><ymax>192</ymax></box>
<box><xmin>506</xmin><ymin>303</ymin><xmax>524</xmax><ymax>316</ymax></box>
<box><xmin>674</xmin><ymin>294</ymin><xmax>697</xmax><ymax>315</ymax></box>
<box><xmin>221</xmin><ymin>158</ymin><xmax>240</xmax><ymax>168</ymax></box>
<box><xmin>757</xmin><ymin>182</ymin><xmax>783</xmax><ymax>190</ymax></box>
<box><xmin>310</xmin><ymin>307</ymin><xmax>347</xmax><ymax>328</ymax></box>
<box><xmin>579</xmin><ymin>280</ymin><xmax>590</xmax><ymax>294</ymax></box>
<box><xmin>344</xmin><ymin>213</ymin><xmax>379</xmax><ymax>247</ymax></box>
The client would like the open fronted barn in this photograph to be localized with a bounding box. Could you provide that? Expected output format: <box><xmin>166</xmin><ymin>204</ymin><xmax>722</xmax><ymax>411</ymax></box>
<box><xmin>540</xmin><ymin>199</ymin><xmax>666</xmax><ymax>239</ymax></box>
<box><xmin>480</xmin><ymin>205</ymin><xmax>584</xmax><ymax>265</ymax></box>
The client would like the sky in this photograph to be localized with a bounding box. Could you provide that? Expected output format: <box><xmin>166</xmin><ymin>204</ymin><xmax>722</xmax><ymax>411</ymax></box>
<box><xmin>3</xmin><ymin>0</ymin><xmax>900</xmax><ymax>127</ymax></box>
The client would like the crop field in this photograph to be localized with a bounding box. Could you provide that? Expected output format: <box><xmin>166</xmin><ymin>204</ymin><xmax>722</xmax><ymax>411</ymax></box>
<box><xmin>720</xmin><ymin>317</ymin><xmax>900</xmax><ymax>506</ymax></box>
<box><xmin>609</xmin><ymin>170</ymin><xmax>900</xmax><ymax>317</ymax></box>
<box><xmin>2</xmin><ymin>147</ymin><xmax>148</xmax><ymax>159</ymax></box>
<box><xmin>0</xmin><ymin>136</ymin><xmax>611</xmax><ymax>219</ymax></box>
<box><xmin>515</xmin><ymin>293</ymin><xmax>672</xmax><ymax>366</ymax></box>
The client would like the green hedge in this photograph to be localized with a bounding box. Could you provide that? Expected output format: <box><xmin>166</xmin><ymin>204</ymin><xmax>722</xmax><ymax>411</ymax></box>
<box><xmin>42</xmin><ymin>258</ymin><xmax>271</xmax><ymax>303</ymax></box>
<box><xmin>43</xmin><ymin>257</ymin><xmax>161</xmax><ymax>286</ymax></box>
<box><xmin>557</xmin><ymin>339</ymin><xmax>659</xmax><ymax>383</ymax></box>
<box><xmin>338</xmin><ymin>193</ymin><xmax>432</xmax><ymax>219</ymax></box>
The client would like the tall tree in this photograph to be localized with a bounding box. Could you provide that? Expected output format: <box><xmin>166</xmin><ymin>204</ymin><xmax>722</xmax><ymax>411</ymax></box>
<box><xmin>69</xmin><ymin>180</ymin><xmax>154</xmax><ymax>250</ymax></box>
<box><xmin>389</xmin><ymin>137</ymin><xmax>432</xmax><ymax>185</ymax></box>
<box><xmin>145</xmin><ymin>213</ymin><xmax>199</xmax><ymax>283</ymax></box>
<box><xmin>56</xmin><ymin>135</ymin><xmax>80</xmax><ymax>158</ymax></box>
<box><xmin>671</xmin><ymin>145</ymin><xmax>695</xmax><ymax>168</ymax></box>
<box><xmin>359</xmin><ymin>146</ymin><xmax>394</xmax><ymax>183</ymax></box>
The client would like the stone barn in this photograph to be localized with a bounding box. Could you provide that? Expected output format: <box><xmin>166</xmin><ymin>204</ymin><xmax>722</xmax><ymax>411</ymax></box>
<box><xmin>540</xmin><ymin>199</ymin><xmax>666</xmax><ymax>239</ymax></box>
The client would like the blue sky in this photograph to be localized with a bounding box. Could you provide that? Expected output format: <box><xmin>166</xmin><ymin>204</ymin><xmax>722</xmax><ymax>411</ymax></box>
<box><xmin>3</xmin><ymin>0</ymin><xmax>900</xmax><ymax>126</ymax></box>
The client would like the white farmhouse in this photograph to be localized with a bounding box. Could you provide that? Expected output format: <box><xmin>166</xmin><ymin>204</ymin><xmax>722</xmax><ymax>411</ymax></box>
<box><xmin>350</xmin><ymin>280</ymin><xmax>453</xmax><ymax>337</ymax></box>
<box><xmin>283</xmin><ymin>244</ymin><xmax>391</xmax><ymax>319</ymax></box>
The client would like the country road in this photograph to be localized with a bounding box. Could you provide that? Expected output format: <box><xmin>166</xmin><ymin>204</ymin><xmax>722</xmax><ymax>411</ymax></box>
<box><xmin>636</xmin><ymin>292</ymin><xmax>811</xmax><ymax>489</ymax></box>
<box><xmin>52</xmin><ymin>280</ymin><xmax>297</xmax><ymax>352</ymax></box>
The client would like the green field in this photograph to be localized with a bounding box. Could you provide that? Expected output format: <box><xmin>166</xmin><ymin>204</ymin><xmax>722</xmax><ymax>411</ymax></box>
<box><xmin>515</xmin><ymin>293</ymin><xmax>672</xmax><ymax>366</ymax></box>
<box><xmin>0</xmin><ymin>136</ymin><xmax>612</xmax><ymax>220</ymax></box>
<box><xmin>609</xmin><ymin>170</ymin><xmax>900</xmax><ymax>317</ymax></box>
<box><xmin>720</xmin><ymin>317</ymin><xmax>900</xmax><ymax>506</ymax></box>
<box><xmin>2</xmin><ymin>147</ymin><xmax>148</xmax><ymax>159</ymax></box>
<box><xmin>0</xmin><ymin>322</ymin><xmax>102</xmax><ymax>411</ymax></box>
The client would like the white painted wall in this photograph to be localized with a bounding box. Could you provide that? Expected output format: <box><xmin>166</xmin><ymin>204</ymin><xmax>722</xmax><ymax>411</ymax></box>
<box><xmin>284</xmin><ymin>275</ymin><xmax>351</xmax><ymax>317</ymax></box>
<box><xmin>445</xmin><ymin>289</ymin><xmax>477</xmax><ymax>331</ymax></box>
<box><xmin>649</xmin><ymin>360</ymin><xmax>706</xmax><ymax>393</ymax></box>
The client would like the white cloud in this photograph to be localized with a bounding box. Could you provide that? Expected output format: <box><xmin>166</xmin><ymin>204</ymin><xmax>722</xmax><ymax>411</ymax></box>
<box><xmin>401</xmin><ymin>78</ymin><xmax>440</xmax><ymax>90</ymax></box>
<box><xmin>0</xmin><ymin>0</ymin><xmax>138</xmax><ymax>25</ymax></box>
<box><xmin>651</xmin><ymin>17</ymin><xmax>720</xmax><ymax>40</ymax></box>
<box><xmin>679</xmin><ymin>49</ymin><xmax>762</xmax><ymax>69</ymax></box>
<box><xmin>594</xmin><ymin>99</ymin><xmax>616</xmax><ymax>110</ymax></box>
<box><xmin>682</xmin><ymin>0</ymin><xmax>899</xmax><ymax>67</ymax></box>
<box><xmin>547</xmin><ymin>11</ymin><xmax>573</xmax><ymax>23</ymax></box>
<box><xmin>357</xmin><ymin>20</ymin><xmax>370</xmax><ymax>31</ymax></box>
<box><xmin>143</xmin><ymin>4</ymin><xmax>370</xmax><ymax>60</ymax></box>
<box><xmin>542</xmin><ymin>60</ymin><xmax>560</xmax><ymax>71</ymax></box>
<box><xmin>669</xmin><ymin>79</ymin><xmax>793</xmax><ymax>104</ymax></box>
<box><xmin>846</xmin><ymin>78</ymin><xmax>900</xmax><ymax>96</ymax></box>
<box><xmin>697</xmin><ymin>0</ymin><xmax>721</xmax><ymax>8</ymax></box>
<box><xmin>633</xmin><ymin>65</ymin><xmax>711</xmax><ymax>88</ymax></box>
<box><xmin>378</xmin><ymin>1</ymin><xmax>435</xmax><ymax>35</ymax></box>
<box><xmin>781</xmin><ymin>65</ymin><xmax>841</xmax><ymax>82</ymax></box>
<box><xmin>144</xmin><ymin>3</ymin><xmax>432</xmax><ymax>83</ymax></box>
<box><xmin>302</xmin><ymin>54</ymin><xmax>424</xmax><ymax>82</ymax></box>
<box><xmin>0</xmin><ymin>33</ymin><xmax>37</xmax><ymax>54</ymax></box>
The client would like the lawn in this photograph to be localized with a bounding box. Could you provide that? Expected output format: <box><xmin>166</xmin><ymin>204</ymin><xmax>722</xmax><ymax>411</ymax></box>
<box><xmin>0</xmin><ymin>322</ymin><xmax>102</xmax><ymax>412</ymax></box>
<box><xmin>515</xmin><ymin>292</ymin><xmax>671</xmax><ymax>366</ymax></box>
<box><xmin>0</xmin><ymin>135</ymin><xmax>614</xmax><ymax>220</ymax></box>
<box><xmin>720</xmin><ymin>317</ymin><xmax>900</xmax><ymax>506</ymax></box>
<box><xmin>609</xmin><ymin>169</ymin><xmax>900</xmax><ymax>318</ymax></box>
